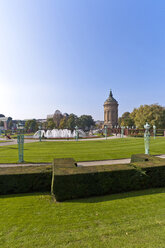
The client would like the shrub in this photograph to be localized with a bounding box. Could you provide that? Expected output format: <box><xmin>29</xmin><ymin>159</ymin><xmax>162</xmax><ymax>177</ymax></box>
<box><xmin>2</xmin><ymin>155</ymin><xmax>165</xmax><ymax>200</ymax></box>
<box><xmin>51</xmin><ymin>156</ymin><xmax>165</xmax><ymax>201</ymax></box>
<box><xmin>0</xmin><ymin>165</ymin><xmax>52</xmax><ymax>195</ymax></box>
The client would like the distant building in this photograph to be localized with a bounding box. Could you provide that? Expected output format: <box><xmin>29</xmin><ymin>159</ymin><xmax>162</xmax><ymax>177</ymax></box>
<box><xmin>95</xmin><ymin>120</ymin><xmax>104</xmax><ymax>128</ymax></box>
<box><xmin>0</xmin><ymin>116</ymin><xmax>12</xmax><ymax>130</ymax></box>
<box><xmin>47</xmin><ymin>114</ymin><xmax>53</xmax><ymax>119</ymax></box>
<box><xmin>47</xmin><ymin>110</ymin><xmax>63</xmax><ymax>120</ymax></box>
<box><xmin>36</xmin><ymin>119</ymin><xmax>47</xmax><ymax>123</ymax></box>
<box><xmin>104</xmin><ymin>90</ymin><xmax>118</xmax><ymax>128</ymax></box>
<box><xmin>63</xmin><ymin>113</ymin><xmax>69</xmax><ymax>117</ymax></box>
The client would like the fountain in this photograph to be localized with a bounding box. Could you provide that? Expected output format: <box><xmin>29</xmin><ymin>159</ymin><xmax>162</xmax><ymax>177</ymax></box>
<box><xmin>33</xmin><ymin>129</ymin><xmax>86</xmax><ymax>139</ymax></box>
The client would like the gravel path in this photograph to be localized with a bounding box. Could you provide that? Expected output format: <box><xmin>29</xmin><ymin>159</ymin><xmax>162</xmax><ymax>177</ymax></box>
<box><xmin>0</xmin><ymin>155</ymin><xmax>165</xmax><ymax>168</ymax></box>
<box><xmin>0</xmin><ymin>134</ymin><xmax>125</xmax><ymax>146</ymax></box>
<box><xmin>0</xmin><ymin>139</ymin><xmax>38</xmax><ymax>146</ymax></box>
<box><xmin>78</xmin><ymin>158</ymin><xmax>131</xmax><ymax>166</ymax></box>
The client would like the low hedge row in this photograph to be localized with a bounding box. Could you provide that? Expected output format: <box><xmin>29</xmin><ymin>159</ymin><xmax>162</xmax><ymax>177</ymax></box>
<box><xmin>51</xmin><ymin>155</ymin><xmax>165</xmax><ymax>201</ymax></box>
<box><xmin>0</xmin><ymin>165</ymin><xmax>52</xmax><ymax>195</ymax></box>
<box><xmin>1</xmin><ymin>155</ymin><xmax>165</xmax><ymax>200</ymax></box>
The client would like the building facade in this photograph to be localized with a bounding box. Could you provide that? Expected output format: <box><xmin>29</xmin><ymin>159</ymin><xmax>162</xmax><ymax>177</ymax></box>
<box><xmin>104</xmin><ymin>90</ymin><xmax>119</xmax><ymax>128</ymax></box>
<box><xmin>0</xmin><ymin>117</ymin><xmax>10</xmax><ymax>130</ymax></box>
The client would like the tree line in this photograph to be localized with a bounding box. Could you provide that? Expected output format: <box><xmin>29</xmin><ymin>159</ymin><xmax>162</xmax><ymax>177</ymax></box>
<box><xmin>118</xmin><ymin>104</ymin><xmax>165</xmax><ymax>129</ymax></box>
<box><xmin>25</xmin><ymin>110</ymin><xmax>95</xmax><ymax>132</ymax></box>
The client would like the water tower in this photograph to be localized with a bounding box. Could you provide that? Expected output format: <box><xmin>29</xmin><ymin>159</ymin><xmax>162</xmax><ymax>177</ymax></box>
<box><xmin>104</xmin><ymin>90</ymin><xmax>119</xmax><ymax>128</ymax></box>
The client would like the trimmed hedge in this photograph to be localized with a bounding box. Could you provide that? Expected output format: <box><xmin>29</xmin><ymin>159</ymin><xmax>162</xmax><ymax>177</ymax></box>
<box><xmin>51</xmin><ymin>155</ymin><xmax>165</xmax><ymax>201</ymax></box>
<box><xmin>0</xmin><ymin>165</ymin><xmax>52</xmax><ymax>195</ymax></box>
<box><xmin>2</xmin><ymin>154</ymin><xmax>165</xmax><ymax>200</ymax></box>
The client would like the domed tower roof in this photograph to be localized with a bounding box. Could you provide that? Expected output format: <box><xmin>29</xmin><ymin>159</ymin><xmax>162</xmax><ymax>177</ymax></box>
<box><xmin>104</xmin><ymin>90</ymin><xmax>118</xmax><ymax>105</ymax></box>
<box><xmin>54</xmin><ymin>110</ymin><xmax>62</xmax><ymax>115</ymax></box>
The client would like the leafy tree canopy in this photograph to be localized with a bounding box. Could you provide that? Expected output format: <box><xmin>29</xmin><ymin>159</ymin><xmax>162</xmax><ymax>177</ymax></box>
<box><xmin>47</xmin><ymin>118</ymin><xmax>55</xmax><ymax>130</ymax></box>
<box><xmin>59</xmin><ymin>117</ymin><xmax>67</xmax><ymax>129</ymax></box>
<box><xmin>45</xmin><ymin>110</ymin><xmax>95</xmax><ymax>131</ymax></box>
<box><xmin>78</xmin><ymin>115</ymin><xmax>95</xmax><ymax>131</ymax></box>
<box><xmin>25</xmin><ymin>119</ymin><xmax>38</xmax><ymax>132</ymax></box>
<box><xmin>119</xmin><ymin>112</ymin><xmax>134</xmax><ymax>127</ymax></box>
<box><xmin>120</xmin><ymin>104</ymin><xmax>165</xmax><ymax>129</ymax></box>
<box><xmin>66</xmin><ymin>114</ymin><xmax>78</xmax><ymax>131</ymax></box>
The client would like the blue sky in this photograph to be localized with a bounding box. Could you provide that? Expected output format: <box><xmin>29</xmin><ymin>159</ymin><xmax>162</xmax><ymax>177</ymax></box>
<box><xmin>0</xmin><ymin>0</ymin><xmax>165</xmax><ymax>120</ymax></box>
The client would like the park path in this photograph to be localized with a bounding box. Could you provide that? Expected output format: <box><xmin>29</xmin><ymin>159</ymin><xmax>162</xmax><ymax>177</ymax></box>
<box><xmin>0</xmin><ymin>134</ymin><xmax>125</xmax><ymax>146</ymax></box>
<box><xmin>0</xmin><ymin>155</ymin><xmax>165</xmax><ymax>168</ymax></box>
<box><xmin>78</xmin><ymin>158</ymin><xmax>131</xmax><ymax>166</ymax></box>
<box><xmin>78</xmin><ymin>154</ymin><xmax>165</xmax><ymax>166</ymax></box>
<box><xmin>0</xmin><ymin>139</ymin><xmax>38</xmax><ymax>146</ymax></box>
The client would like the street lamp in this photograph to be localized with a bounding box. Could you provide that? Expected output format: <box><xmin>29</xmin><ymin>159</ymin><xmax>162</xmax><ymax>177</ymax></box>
<box><xmin>153</xmin><ymin>125</ymin><xmax>156</xmax><ymax>139</ymax></box>
<box><xmin>121</xmin><ymin>126</ymin><xmax>125</xmax><ymax>138</ymax></box>
<box><xmin>144</xmin><ymin>122</ymin><xmax>150</xmax><ymax>155</ymax></box>
<box><xmin>104</xmin><ymin>125</ymin><xmax>107</xmax><ymax>140</ymax></box>
<box><xmin>38</xmin><ymin>125</ymin><xmax>42</xmax><ymax>142</ymax></box>
<box><xmin>17</xmin><ymin>122</ymin><xmax>24</xmax><ymax>163</ymax></box>
<box><xmin>75</xmin><ymin>126</ymin><xmax>79</xmax><ymax>141</ymax></box>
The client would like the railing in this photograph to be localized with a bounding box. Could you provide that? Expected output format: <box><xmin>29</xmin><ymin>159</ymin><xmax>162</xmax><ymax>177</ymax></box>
<box><xmin>111</xmin><ymin>128</ymin><xmax>165</xmax><ymax>137</ymax></box>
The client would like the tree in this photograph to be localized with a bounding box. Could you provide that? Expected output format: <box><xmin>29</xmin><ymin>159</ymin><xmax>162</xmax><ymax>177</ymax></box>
<box><xmin>59</xmin><ymin>117</ymin><xmax>67</xmax><ymax>129</ymax></box>
<box><xmin>0</xmin><ymin>114</ymin><xmax>5</xmax><ymax>117</ymax></box>
<box><xmin>25</xmin><ymin>119</ymin><xmax>38</xmax><ymax>132</ymax></box>
<box><xmin>119</xmin><ymin>112</ymin><xmax>134</xmax><ymax>127</ymax></box>
<box><xmin>130</xmin><ymin>104</ymin><xmax>165</xmax><ymax>128</ymax></box>
<box><xmin>66</xmin><ymin>114</ymin><xmax>78</xmax><ymax>131</ymax></box>
<box><xmin>47</xmin><ymin>118</ymin><xmax>55</xmax><ymax>129</ymax></box>
<box><xmin>78</xmin><ymin>115</ymin><xmax>95</xmax><ymax>131</ymax></box>
<box><xmin>42</xmin><ymin>121</ymin><xmax>48</xmax><ymax>130</ymax></box>
<box><xmin>118</xmin><ymin>117</ymin><xmax>122</xmax><ymax>126</ymax></box>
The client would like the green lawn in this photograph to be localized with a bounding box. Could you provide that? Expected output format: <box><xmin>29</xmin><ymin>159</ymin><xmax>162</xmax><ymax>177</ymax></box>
<box><xmin>1</xmin><ymin>188</ymin><xmax>165</xmax><ymax>248</ymax></box>
<box><xmin>0</xmin><ymin>137</ymin><xmax>165</xmax><ymax>163</ymax></box>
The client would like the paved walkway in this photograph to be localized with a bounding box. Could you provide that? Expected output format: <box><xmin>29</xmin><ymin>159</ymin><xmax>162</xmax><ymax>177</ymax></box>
<box><xmin>0</xmin><ymin>139</ymin><xmax>38</xmax><ymax>146</ymax></box>
<box><xmin>78</xmin><ymin>158</ymin><xmax>131</xmax><ymax>166</ymax></box>
<box><xmin>78</xmin><ymin>155</ymin><xmax>165</xmax><ymax>166</ymax></box>
<box><xmin>0</xmin><ymin>155</ymin><xmax>165</xmax><ymax>168</ymax></box>
<box><xmin>0</xmin><ymin>134</ymin><xmax>125</xmax><ymax>146</ymax></box>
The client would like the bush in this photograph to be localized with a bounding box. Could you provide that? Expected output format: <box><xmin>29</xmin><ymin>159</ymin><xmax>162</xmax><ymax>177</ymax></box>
<box><xmin>2</xmin><ymin>155</ymin><xmax>165</xmax><ymax>200</ymax></box>
<box><xmin>51</xmin><ymin>156</ymin><xmax>165</xmax><ymax>201</ymax></box>
<box><xmin>0</xmin><ymin>165</ymin><xmax>52</xmax><ymax>195</ymax></box>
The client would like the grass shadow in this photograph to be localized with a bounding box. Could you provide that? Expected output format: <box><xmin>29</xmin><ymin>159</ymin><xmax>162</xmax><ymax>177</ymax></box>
<box><xmin>65</xmin><ymin>187</ymin><xmax>165</xmax><ymax>203</ymax></box>
<box><xmin>24</xmin><ymin>161</ymin><xmax>52</xmax><ymax>164</ymax></box>
<box><xmin>0</xmin><ymin>147</ymin><xmax>28</xmax><ymax>150</ymax></box>
<box><xmin>1</xmin><ymin>188</ymin><xmax>165</xmax><ymax>203</ymax></box>
<box><xmin>0</xmin><ymin>192</ymin><xmax>49</xmax><ymax>199</ymax></box>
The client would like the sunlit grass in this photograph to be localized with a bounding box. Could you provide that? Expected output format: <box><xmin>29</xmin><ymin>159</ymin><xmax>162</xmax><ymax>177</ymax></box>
<box><xmin>1</xmin><ymin>188</ymin><xmax>165</xmax><ymax>248</ymax></box>
<box><xmin>0</xmin><ymin>137</ymin><xmax>165</xmax><ymax>163</ymax></box>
